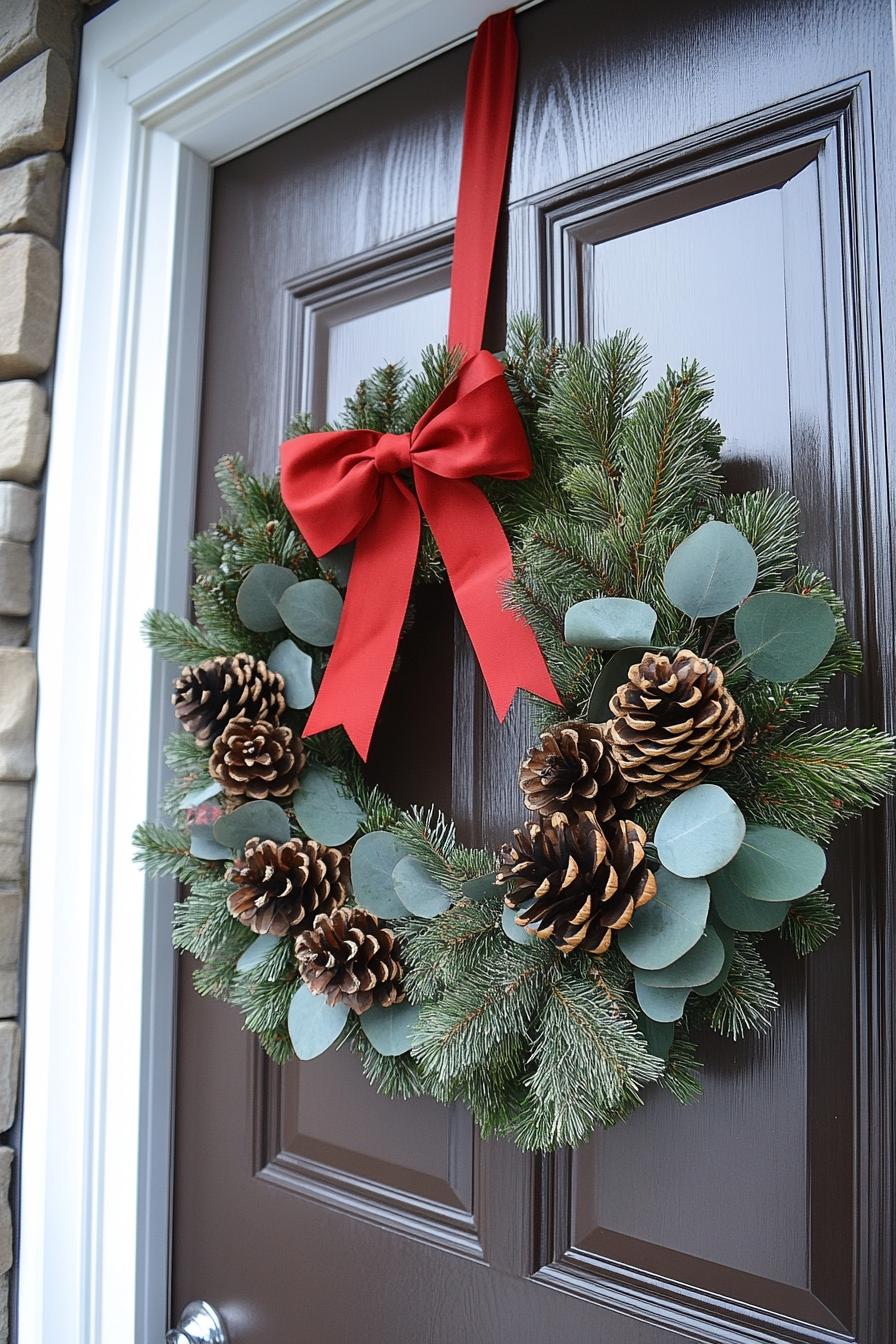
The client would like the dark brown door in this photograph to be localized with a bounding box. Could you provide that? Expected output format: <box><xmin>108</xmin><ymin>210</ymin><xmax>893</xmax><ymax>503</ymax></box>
<box><xmin>173</xmin><ymin>2</ymin><xmax>896</xmax><ymax>1340</ymax></box>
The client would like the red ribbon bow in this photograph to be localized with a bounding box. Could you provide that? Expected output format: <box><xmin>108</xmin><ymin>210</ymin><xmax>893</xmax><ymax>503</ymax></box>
<box><xmin>280</xmin><ymin>350</ymin><xmax>560</xmax><ymax>758</ymax></box>
<box><xmin>279</xmin><ymin>10</ymin><xmax>560</xmax><ymax>758</ymax></box>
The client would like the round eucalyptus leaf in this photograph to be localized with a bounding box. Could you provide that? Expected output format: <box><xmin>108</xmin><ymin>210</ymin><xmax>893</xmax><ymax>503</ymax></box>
<box><xmin>662</xmin><ymin>521</ymin><xmax>758</xmax><ymax>618</ymax></box>
<box><xmin>654</xmin><ymin>784</ymin><xmax>746</xmax><ymax>878</ymax></box>
<box><xmin>287</xmin><ymin>983</ymin><xmax>348</xmax><ymax>1060</ymax></box>
<box><xmin>564</xmin><ymin>597</ymin><xmax>657</xmax><ymax>650</ymax></box>
<box><xmin>267</xmin><ymin>638</ymin><xmax>315</xmax><ymax>709</ymax></box>
<box><xmin>213</xmin><ymin>800</ymin><xmax>291</xmax><ymax>851</ymax></box>
<box><xmin>617</xmin><ymin>866</ymin><xmax>710</xmax><ymax>969</ymax></box>
<box><xmin>714</xmin><ymin>824</ymin><xmax>826</xmax><ymax>903</ymax></box>
<box><xmin>236</xmin><ymin>933</ymin><xmax>280</xmax><ymax>974</ymax></box>
<box><xmin>235</xmin><ymin>563</ymin><xmax>297</xmax><ymax>632</ymax></box>
<box><xmin>358</xmin><ymin>1000</ymin><xmax>421</xmax><ymax>1057</ymax></box>
<box><xmin>350</xmin><ymin>831</ymin><xmax>410</xmax><ymax>920</ymax></box>
<box><xmin>189</xmin><ymin>824</ymin><xmax>232</xmax><ymax>861</ymax></box>
<box><xmin>292</xmin><ymin>766</ymin><xmax>364</xmax><ymax>845</ymax></box>
<box><xmin>392</xmin><ymin>855</ymin><xmax>451</xmax><ymax>917</ymax></box>
<box><xmin>635</xmin><ymin>925</ymin><xmax>725</xmax><ymax>988</ymax></box>
<box><xmin>734</xmin><ymin>591</ymin><xmax>836</xmax><ymax>682</ymax></box>
<box><xmin>462</xmin><ymin>874</ymin><xmax>499</xmax><ymax>903</ymax></box>
<box><xmin>694</xmin><ymin>916</ymin><xmax>736</xmax><ymax>996</ymax></box>
<box><xmin>637</xmin><ymin>1013</ymin><xmax>674</xmax><ymax>1062</ymax></box>
<box><xmin>179</xmin><ymin>778</ymin><xmax>221</xmax><ymax>810</ymax></box>
<box><xmin>634</xmin><ymin>977</ymin><xmax>691</xmax><ymax>1023</ymax></box>
<box><xmin>319</xmin><ymin>544</ymin><xmax>353</xmax><ymax>586</ymax></box>
<box><xmin>502</xmin><ymin>901</ymin><xmax>534</xmax><ymax>945</ymax></box>
<box><xmin>710</xmin><ymin>879</ymin><xmax>792</xmax><ymax>932</ymax></box>
<box><xmin>277</xmin><ymin>579</ymin><xmax>343</xmax><ymax>647</ymax></box>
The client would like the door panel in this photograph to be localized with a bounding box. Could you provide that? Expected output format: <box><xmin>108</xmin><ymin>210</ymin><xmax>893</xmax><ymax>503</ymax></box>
<box><xmin>176</xmin><ymin>3</ymin><xmax>895</xmax><ymax>1341</ymax></box>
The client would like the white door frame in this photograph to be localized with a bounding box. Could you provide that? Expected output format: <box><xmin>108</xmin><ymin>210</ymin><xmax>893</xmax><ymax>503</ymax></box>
<box><xmin>18</xmin><ymin>3</ymin><xmax>535</xmax><ymax>1339</ymax></box>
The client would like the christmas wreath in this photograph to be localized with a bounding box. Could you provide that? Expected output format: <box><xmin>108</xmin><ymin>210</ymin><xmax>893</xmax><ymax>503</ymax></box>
<box><xmin>135</xmin><ymin>317</ymin><xmax>895</xmax><ymax>1149</ymax></box>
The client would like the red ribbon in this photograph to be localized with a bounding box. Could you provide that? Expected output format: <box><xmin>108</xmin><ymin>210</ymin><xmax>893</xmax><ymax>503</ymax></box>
<box><xmin>279</xmin><ymin>10</ymin><xmax>561</xmax><ymax>759</ymax></box>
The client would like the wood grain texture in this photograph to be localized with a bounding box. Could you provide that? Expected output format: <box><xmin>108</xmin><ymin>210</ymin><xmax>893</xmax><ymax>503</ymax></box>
<box><xmin>178</xmin><ymin>2</ymin><xmax>896</xmax><ymax>1340</ymax></box>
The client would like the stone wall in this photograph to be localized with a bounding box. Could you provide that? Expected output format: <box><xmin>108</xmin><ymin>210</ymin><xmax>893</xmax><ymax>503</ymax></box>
<box><xmin>0</xmin><ymin>0</ymin><xmax>84</xmax><ymax>1336</ymax></box>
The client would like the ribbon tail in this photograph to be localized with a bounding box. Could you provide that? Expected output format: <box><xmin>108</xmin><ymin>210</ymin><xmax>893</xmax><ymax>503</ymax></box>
<box><xmin>418</xmin><ymin>474</ymin><xmax>561</xmax><ymax>719</ymax></box>
<box><xmin>302</xmin><ymin>481</ymin><xmax>421</xmax><ymax>760</ymax></box>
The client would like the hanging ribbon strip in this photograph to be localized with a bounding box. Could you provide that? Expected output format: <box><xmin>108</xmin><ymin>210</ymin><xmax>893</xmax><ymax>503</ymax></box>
<box><xmin>280</xmin><ymin>9</ymin><xmax>561</xmax><ymax>759</ymax></box>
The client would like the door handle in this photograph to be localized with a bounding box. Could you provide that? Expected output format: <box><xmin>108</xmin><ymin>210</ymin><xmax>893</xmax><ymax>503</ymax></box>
<box><xmin>167</xmin><ymin>1300</ymin><xmax>229</xmax><ymax>1344</ymax></box>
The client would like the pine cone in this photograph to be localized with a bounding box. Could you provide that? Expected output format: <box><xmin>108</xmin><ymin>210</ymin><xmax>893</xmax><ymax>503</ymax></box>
<box><xmin>209</xmin><ymin>717</ymin><xmax>304</xmax><ymax>799</ymax></box>
<box><xmin>295</xmin><ymin>907</ymin><xmax>405</xmax><ymax>1014</ymax></box>
<box><xmin>497</xmin><ymin>810</ymin><xmax>656</xmax><ymax>955</ymax></box>
<box><xmin>228</xmin><ymin>837</ymin><xmax>347</xmax><ymax>936</ymax></box>
<box><xmin>606</xmin><ymin>649</ymin><xmax>745</xmax><ymax>797</ymax></box>
<box><xmin>173</xmin><ymin>653</ymin><xmax>285</xmax><ymax>745</ymax></box>
<box><xmin>519</xmin><ymin>720</ymin><xmax>638</xmax><ymax>821</ymax></box>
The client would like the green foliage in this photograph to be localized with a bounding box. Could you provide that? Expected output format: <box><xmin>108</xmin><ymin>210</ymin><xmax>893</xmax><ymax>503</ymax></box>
<box><xmin>134</xmin><ymin>317</ymin><xmax>895</xmax><ymax>1151</ymax></box>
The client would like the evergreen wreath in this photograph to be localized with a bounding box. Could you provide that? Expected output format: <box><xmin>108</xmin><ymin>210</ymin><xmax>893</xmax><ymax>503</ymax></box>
<box><xmin>135</xmin><ymin>317</ymin><xmax>895</xmax><ymax>1150</ymax></box>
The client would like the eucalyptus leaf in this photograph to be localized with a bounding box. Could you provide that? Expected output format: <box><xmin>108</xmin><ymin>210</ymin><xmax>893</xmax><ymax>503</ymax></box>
<box><xmin>638</xmin><ymin>1013</ymin><xmax>674</xmax><ymax>1061</ymax></box>
<box><xmin>634</xmin><ymin>978</ymin><xmax>691</xmax><ymax>1023</ymax></box>
<box><xmin>662</xmin><ymin>520</ymin><xmax>758</xmax><ymax>618</ymax></box>
<box><xmin>586</xmin><ymin>646</ymin><xmax>666</xmax><ymax>722</ymax></box>
<box><xmin>320</xmin><ymin>544</ymin><xmax>353</xmax><ymax>586</ymax></box>
<box><xmin>502</xmin><ymin>901</ymin><xmax>534</xmax><ymax>945</ymax></box>
<box><xmin>350</xmin><ymin>831</ymin><xmax>410</xmax><ymax>920</ymax></box>
<box><xmin>287</xmin><ymin>983</ymin><xmax>348</xmax><ymax>1060</ymax></box>
<box><xmin>617</xmin><ymin>866</ymin><xmax>709</xmax><ymax>969</ymax></box>
<box><xmin>564</xmin><ymin>597</ymin><xmax>657</xmax><ymax>650</ymax></box>
<box><xmin>462</xmin><ymin>874</ymin><xmax>498</xmax><ymax>903</ymax></box>
<box><xmin>713</xmin><ymin>824</ymin><xmax>826</xmax><ymax>902</ymax></box>
<box><xmin>178</xmin><ymin>778</ymin><xmax>220</xmax><ymax>810</ymax></box>
<box><xmin>189</xmin><ymin>824</ymin><xmax>232</xmax><ymax>861</ymax></box>
<box><xmin>734</xmin><ymin>591</ymin><xmax>836</xmax><ymax>682</ymax></box>
<box><xmin>358</xmin><ymin>1000</ymin><xmax>421</xmax><ymax>1056</ymax></box>
<box><xmin>293</xmin><ymin>766</ymin><xmax>364</xmax><ymax>845</ymax></box>
<box><xmin>392</xmin><ymin>855</ymin><xmax>451</xmax><ymax>917</ymax></box>
<box><xmin>213</xmin><ymin>800</ymin><xmax>291</xmax><ymax>851</ymax></box>
<box><xmin>267</xmin><ymin>639</ymin><xmax>315</xmax><ymax>709</ymax></box>
<box><xmin>654</xmin><ymin>784</ymin><xmax>746</xmax><ymax>878</ymax></box>
<box><xmin>235</xmin><ymin>563</ymin><xmax>296</xmax><ymax>632</ymax></box>
<box><xmin>694</xmin><ymin>916</ymin><xmax>736</xmax><ymax>996</ymax></box>
<box><xmin>277</xmin><ymin>579</ymin><xmax>343</xmax><ymax>647</ymax></box>
<box><xmin>236</xmin><ymin>933</ymin><xmax>280</xmax><ymax>974</ymax></box>
<box><xmin>710</xmin><ymin>881</ymin><xmax>792</xmax><ymax>933</ymax></box>
<box><xmin>634</xmin><ymin>925</ymin><xmax>725</xmax><ymax>989</ymax></box>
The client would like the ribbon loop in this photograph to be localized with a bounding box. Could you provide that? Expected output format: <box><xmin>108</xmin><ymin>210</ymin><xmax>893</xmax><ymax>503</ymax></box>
<box><xmin>373</xmin><ymin>432</ymin><xmax>413</xmax><ymax>476</ymax></box>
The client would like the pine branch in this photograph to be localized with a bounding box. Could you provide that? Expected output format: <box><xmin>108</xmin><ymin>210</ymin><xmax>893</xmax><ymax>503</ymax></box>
<box><xmin>708</xmin><ymin>935</ymin><xmax>778</xmax><ymax>1039</ymax></box>
<box><xmin>142</xmin><ymin>610</ymin><xmax>229</xmax><ymax>664</ymax></box>
<box><xmin>781</xmin><ymin>890</ymin><xmax>840</xmax><ymax>956</ymax></box>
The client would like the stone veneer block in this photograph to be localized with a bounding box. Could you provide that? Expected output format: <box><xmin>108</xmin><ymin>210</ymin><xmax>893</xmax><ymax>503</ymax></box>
<box><xmin>0</xmin><ymin>153</ymin><xmax>64</xmax><ymax>238</ymax></box>
<box><xmin>0</xmin><ymin>50</ymin><xmax>71</xmax><ymax>169</ymax></box>
<box><xmin>0</xmin><ymin>380</ymin><xmax>49</xmax><ymax>483</ymax></box>
<box><xmin>0</xmin><ymin>1025</ymin><xmax>19</xmax><ymax>1131</ymax></box>
<box><xmin>0</xmin><ymin>0</ymin><xmax>76</xmax><ymax>80</ymax></box>
<box><xmin>0</xmin><ymin>785</ymin><xmax>27</xmax><ymax>882</ymax></box>
<box><xmin>0</xmin><ymin>542</ymin><xmax>31</xmax><ymax>617</ymax></box>
<box><xmin>0</xmin><ymin>651</ymin><xmax>36</xmax><ymax>780</ymax></box>
<box><xmin>0</xmin><ymin>234</ymin><xmax>59</xmax><ymax>377</ymax></box>
<box><xmin>0</xmin><ymin>621</ymin><xmax>26</xmax><ymax>649</ymax></box>
<box><xmin>0</xmin><ymin>1149</ymin><xmax>12</xmax><ymax>1274</ymax></box>
<box><xmin>0</xmin><ymin>484</ymin><xmax>39</xmax><ymax>544</ymax></box>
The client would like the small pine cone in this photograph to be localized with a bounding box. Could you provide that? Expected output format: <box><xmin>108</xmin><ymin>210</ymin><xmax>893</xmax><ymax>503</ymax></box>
<box><xmin>606</xmin><ymin>649</ymin><xmax>745</xmax><ymax>798</ymax></box>
<box><xmin>497</xmin><ymin>810</ymin><xmax>656</xmax><ymax>955</ymax></box>
<box><xmin>173</xmin><ymin>653</ymin><xmax>285</xmax><ymax>745</ymax></box>
<box><xmin>519</xmin><ymin>720</ymin><xmax>638</xmax><ymax>822</ymax></box>
<box><xmin>228</xmin><ymin>837</ymin><xmax>347</xmax><ymax>936</ymax></box>
<box><xmin>209</xmin><ymin>717</ymin><xmax>304</xmax><ymax>799</ymax></box>
<box><xmin>295</xmin><ymin>907</ymin><xmax>405</xmax><ymax>1014</ymax></box>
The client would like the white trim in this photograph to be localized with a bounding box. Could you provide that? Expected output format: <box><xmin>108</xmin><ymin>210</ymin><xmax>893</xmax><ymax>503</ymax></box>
<box><xmin>19</xmin><ymin>2</ymin><xmax>535</xmax><ymax>1340</ymax></box>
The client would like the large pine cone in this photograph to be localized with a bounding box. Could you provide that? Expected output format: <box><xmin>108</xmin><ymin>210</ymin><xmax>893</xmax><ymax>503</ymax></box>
<box><xmin>520</xmin><ymin>720</ymin><xmax>638</xmax><ymax>821</ymax></box>
<box><xmin>606</xmin><ymin>649</ymin><xmax>745</xmax><ymax>797</ymax></box>
<box><xmin>497</xmin><ymin>810</ymin><xmax>656</xmax><ymax>955</ymax></box>
<box><xmin>209</xmin><ymin>717</ymin><xmax>304</xmax><ymax>799</ymax></box>
<box><xmin>173</xmin><ymin>653</ymin><xmax>285</xmax><ymax>745</ymax></box>
<box><xmin>295</xmin><ymin>907</ymin><xmax>405</xmax><ymax>1014</ymax></box>
<box><xmin>228</xmin><ymin>837</ymin><xmax>347</xmax><ymax>936</ymax></box>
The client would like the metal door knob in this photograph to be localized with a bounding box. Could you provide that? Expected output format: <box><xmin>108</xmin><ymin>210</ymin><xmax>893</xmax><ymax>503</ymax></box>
<box><xmin>167</xmin><ymin>1300</ymin><xmax>229</xmax><ymax>1344</ymax></box>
